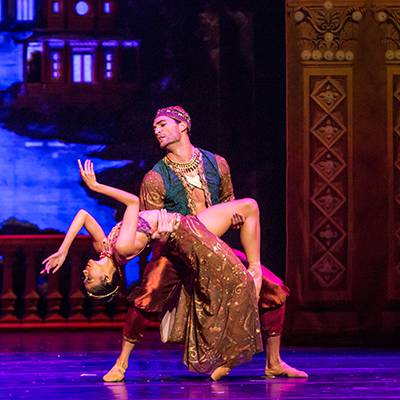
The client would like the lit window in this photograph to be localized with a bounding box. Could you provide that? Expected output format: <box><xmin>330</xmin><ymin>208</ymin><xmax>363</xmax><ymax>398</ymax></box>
<box><xmin>27</xmin><ymin>42</ymin><xmax>43</xmax><ymax>83</ymax></box>
<box><xmin>75</xmin><ymin>1</ymin><xmax>89</xmax><ymax>16</ymax></box>
<box><xmin>104</xmin><ymin>52</ymin><xmax>113</xmax><ymax>80</ymax></box>
<box><xmin>52</xmin><ymin>1</ymin><xmax>60</xmax><ymax>14</ymax></box>
<box><xmin>50</xmin><ymin>51</ymin><xmax>62</xmax><ymax>81</ymax></box>
<box><xmin>122</xmin><ymin>41</ymin><xmax>139</xmax><ymax>48</ymax></box>
<box><xmin>103</xmin><ymin>1</ymin><xmax>111</xmax><ymax>14</ymax></box>
<box><xmin>27</xmin><ymin>42</ymin><xmax>43</xmax><ymax>60</ymax></box>
<box><xmin>17</xmin><ymin>0</ymin><xmax>35</xmax><ymax>21</ymax></box>
<box><xmin>73</xmin><ymin>53</ymin><xmax>94</xmax><ymax>83</ymax></box>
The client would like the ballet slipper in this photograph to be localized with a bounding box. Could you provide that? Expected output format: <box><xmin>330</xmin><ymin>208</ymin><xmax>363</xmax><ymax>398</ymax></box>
<box><xmin>210</xmin><ymin>366</ymin><xmax>231</xmax><ymax>381</ymax></box>
<box><xmin>265</xmin><ymin>361</ymin><xmax>308</xmax><ymax>378</ymax></box>
<box><xmin>102</xmin><ymin>363</ymin><xmax>127</xmax><ymax>382</ymax></box>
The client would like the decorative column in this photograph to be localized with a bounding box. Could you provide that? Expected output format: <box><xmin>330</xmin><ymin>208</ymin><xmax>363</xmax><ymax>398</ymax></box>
<box><xmin>286</xmin><ymin>0</ymin><xmax>366</xmax><ymax>336</ymax></box>
<box><xmin>68</xmin><ymin>252</ymin><xmax>86</xmax><ymax>322</ymax></box>
<box><xmin>45</xmin><ymin>272</ymin><xmax>64</xmax><ymax>322</ymax></box>
<box><xmin>373</xmin><ymin>3</ymin><xmax>400</xmax><ymax>328</ymax></box>
<box><xmin>0</xmin><ymin>251</ymin><xmax>18</xmax><ymax>323</ymax></box>
<box><xmin>22</xmin><ymin>250</ymin><xmax>41</xmax><ymax>322</ymax></box>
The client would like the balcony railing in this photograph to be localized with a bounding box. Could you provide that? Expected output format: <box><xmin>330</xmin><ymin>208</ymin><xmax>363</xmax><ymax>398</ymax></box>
<box><xmin>0</xmin><ymin>235</ymin><xmax>129</xmax><ymax>329</ymax></box>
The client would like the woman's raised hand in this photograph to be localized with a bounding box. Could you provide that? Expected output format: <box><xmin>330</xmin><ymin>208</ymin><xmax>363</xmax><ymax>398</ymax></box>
<box><xmin>78</xmin><ymin>159</ymin><xmax>99</xmax><ymax>191</ymax></box>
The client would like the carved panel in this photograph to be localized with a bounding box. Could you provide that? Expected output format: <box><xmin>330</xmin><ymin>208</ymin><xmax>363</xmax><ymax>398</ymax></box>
<box><xmin>388</xmin><ymin>68</ymin><xmax>400</xmax><ymax>302</ymax></box>
<box><xmin>305</xmin><ymin>68</ymin><xmax>352</xmax><ymax>300</ymax></box>
<box><xmin>373</xmin><ymin>4</ymin><xmax>400</xmax><ymax>62</ymax></box>
<box><xmin>288</xmin><ymin>0</ymin><xmax>365</xmax><ymax>63</ymax></box>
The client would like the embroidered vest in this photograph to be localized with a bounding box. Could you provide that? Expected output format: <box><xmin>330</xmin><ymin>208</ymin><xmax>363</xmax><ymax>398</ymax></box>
<box><xmin>152</xmin><ymin>149</ymin><xmax>221</xmax><ymax>215</ymax></box>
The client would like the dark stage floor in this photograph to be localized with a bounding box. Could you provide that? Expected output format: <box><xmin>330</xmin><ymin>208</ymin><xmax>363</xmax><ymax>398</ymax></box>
<box><xmin>1</xmin><ymin>331</ymin><xmax>399</xmax><ymax>400</ymax></box>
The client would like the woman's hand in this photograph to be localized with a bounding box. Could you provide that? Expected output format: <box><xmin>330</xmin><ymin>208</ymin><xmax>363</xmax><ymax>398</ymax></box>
<box><xmin>78</xmin><ymin>159</ymin><xmax>99</xmax><ymax>191</ymax></box>
<box><xmin>152</xmin><ymin>209</ymin><xmax>174</xmax><ymax>242</ymax></box>
<box><xmin>41</xmin><ymin>250</ymin><xmax>67</xmax><ymax>275</ymax></box>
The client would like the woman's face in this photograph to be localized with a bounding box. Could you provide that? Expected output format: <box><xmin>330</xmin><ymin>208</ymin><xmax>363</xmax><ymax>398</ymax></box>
<box><xmin>83</xmin><ymin>258</ymin><xmax>112</xmax><ymax>292</ymax></box>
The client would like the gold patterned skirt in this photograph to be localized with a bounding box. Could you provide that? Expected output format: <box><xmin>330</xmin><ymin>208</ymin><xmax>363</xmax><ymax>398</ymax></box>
<box><xmin>164</xmin><ymin>215</ymin><xmax>262</xmax><ymax>374</ymax></box>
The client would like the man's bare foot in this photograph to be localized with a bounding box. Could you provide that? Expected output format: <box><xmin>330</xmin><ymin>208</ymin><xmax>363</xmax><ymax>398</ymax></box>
<box><xmin>265</xmin><ymin>361</ymin><xmax>308</xmax><ymax>378</ymax></box>
<box><xmin>210</xmin><ymin>366</ymin><xmax>231</xmax><ymax>381</ymax></box>
<box><xmin>102</xmin><ymin>363</ymin><xmax>127</xmax><ymax>382</ymax></box>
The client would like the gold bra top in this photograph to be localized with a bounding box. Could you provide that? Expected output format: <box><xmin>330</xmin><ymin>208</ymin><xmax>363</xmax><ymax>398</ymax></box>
<box><xmin>99</xmin><ymin>215</ymin><xmax>152</xmax><ymax>260</ymax></box>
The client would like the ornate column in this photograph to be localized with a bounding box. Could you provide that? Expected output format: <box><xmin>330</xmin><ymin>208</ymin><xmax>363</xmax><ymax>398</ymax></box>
<box><xmin>22</xmin><ymin>250</ymin><xmax>41</xmax><ymax>322</ymax></box>
<box><xmin>68</xmin><ymin>252</ymin><xmax>86</xmax><ymax>322</ymax></box>
<box><xmin>373</xmin><ymin>2</ymin><xmax>400</xmax><ymax>329</ymax></box>
<box><xmin>45</xmin><ymin>272</ymin><xmax>64</xmax><ymax>322</ymax></box>
<box><xmin>286</xmin><ymin>0</ymin><xmax>366</xmax><ymax>337</ymax></box>
<box><xmin>0</xmin><ymin>251</ymin><xmax>18</xmax><ymax>323</ymax></box>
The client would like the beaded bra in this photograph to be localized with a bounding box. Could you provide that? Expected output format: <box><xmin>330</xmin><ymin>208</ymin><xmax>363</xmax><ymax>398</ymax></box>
<box><xmin>99</xmin><ymin>215</ymin><xmax>152</xmax><ymax>260</ymax></box>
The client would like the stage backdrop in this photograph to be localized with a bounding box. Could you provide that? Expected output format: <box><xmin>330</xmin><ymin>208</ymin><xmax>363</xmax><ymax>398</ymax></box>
<box><xmin>286</xmin><ymin>0</ymin><xmax>400</xmax><ymax>342</ymax></box>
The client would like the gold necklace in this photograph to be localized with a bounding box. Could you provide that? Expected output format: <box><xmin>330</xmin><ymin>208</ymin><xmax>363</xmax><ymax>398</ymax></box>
<box><xmin>164</xmin><ymin>148</ymin><xmax>200</xmax><ymax>174</ymax></box>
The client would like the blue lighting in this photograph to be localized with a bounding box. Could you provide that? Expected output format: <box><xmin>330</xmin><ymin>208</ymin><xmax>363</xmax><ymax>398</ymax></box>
<box><xmin>0</xmin><ymin>33</ymin><xmax>24</xmax><ymax>90</ymax></box>
<box><xmin>47</xmin><ymin>40</ymin><xmax>65</xmax><ymax>48</ymax></box>
<box><xmin>72</xmin><ymin>53</ymin><xmax>94</xmax><ymax>83</ymax></box>
<box><xmin>75</xmin><ymin>1</ymin><xmax>89</xmax><ymax>16</ymax></box>
<box><xmin>102</xmin><ymin>41</ymin><xmax>118</xmax><ymax>47</ymax></box>
<box><xmin>103</xmin><ymin>1</ymin><xmax>111</xmax><ymax>14</ymax></box>
<box><xmin>0</xmin><ymin>125</ymin><xmax>132</xmax><ymax>235</ymax></box>
<box><xmin>17</xmin><ymin>0</ymin><xmax>34</xmax><ymax>21</ymax></box>
<box><xmin>52</xmin><ymin>1</ymin><xmax>60</xmax><ymax>14</ymax></box>
<box><xmin>122</xmin><ymin>41</ymin><xmax>139</xmax><ymax>48</ymax></box>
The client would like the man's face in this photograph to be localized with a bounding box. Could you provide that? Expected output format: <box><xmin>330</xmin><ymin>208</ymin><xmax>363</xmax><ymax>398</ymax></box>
<box><xmin>153</xmin><ymin>116</ymin><xmax>182</xmax><ymax>149</ymax></box>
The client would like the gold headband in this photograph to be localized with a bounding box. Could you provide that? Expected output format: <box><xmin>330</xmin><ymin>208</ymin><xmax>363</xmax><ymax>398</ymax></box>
<box><xmin>87</xmin><ymin>285</ymin><xmax>120</xmax><ymax>300</ymax></box>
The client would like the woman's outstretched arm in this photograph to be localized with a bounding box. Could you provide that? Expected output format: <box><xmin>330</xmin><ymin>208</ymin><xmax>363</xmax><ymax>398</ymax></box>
<box><xmin>41</xmin><ymin>209</ymin><xmax>106</xmax><ymax>274</ymax></box>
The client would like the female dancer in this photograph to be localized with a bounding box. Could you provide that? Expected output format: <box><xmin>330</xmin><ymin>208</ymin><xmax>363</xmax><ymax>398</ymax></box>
<box><xmin>42</xmin><ymin>159</ymin><xmax>263</xmax><ymax>379</ymax></box>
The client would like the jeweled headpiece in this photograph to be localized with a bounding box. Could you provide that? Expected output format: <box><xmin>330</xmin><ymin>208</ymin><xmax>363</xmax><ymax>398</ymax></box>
<box><xmin>155</xmin><ymin>106</ymin><xmax>191</xmax><ymax>131</ymax></box>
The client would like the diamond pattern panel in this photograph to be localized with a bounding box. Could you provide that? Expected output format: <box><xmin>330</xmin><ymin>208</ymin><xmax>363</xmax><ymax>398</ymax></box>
<box><xmin>308</xmin><ymin>75</ymin><xmax>348</xmax><ymax>292</ymax></box>
<box><xmin>311</xmin><ymin>150</ymin><xmax>346</xmax><ymax>182</ymax></box>
<box><xmin>310</xmin><ymin>253</ymin><xmax>346</xmax><ymax>288</ymax></box>
<box><xmin>311</xmin><ymin>115</ymin><xmax>346</xmax><ymax>148</ymax></box>
<box><xmin>311</xmin><ymin>185</ymin><xmax>345</xmax><ymax>216</ymax></box>
<box><xmin>311</xmin><ymin>77</ymin><xmax>346</xmax><ymax>114</ymax></box>
<box><xmin>312</xmin><ymin>219</ymin><xmax>346</xmax><ymax>250</ymax></box>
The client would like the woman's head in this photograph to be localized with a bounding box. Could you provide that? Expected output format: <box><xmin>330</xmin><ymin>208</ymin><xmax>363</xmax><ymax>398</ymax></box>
<box><xmin>83</xmin><ymin>257</ymin><xmax>121</xmax><ymax>301</ymax></box>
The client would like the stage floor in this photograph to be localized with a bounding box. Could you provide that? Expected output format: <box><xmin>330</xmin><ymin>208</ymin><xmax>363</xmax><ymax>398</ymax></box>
<box><xmin>1</xmin><ymin>331</ymin><xmax>399</xmax><ymax>400</ymax></box>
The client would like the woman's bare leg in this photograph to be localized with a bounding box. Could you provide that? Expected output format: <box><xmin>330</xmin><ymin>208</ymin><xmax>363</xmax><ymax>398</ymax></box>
<box><xmin>103</xmin><ymin>340</ymin><xmax>135</xmax><ymax>382</ymax></box>
<box><xmin>197</xmin><ymin>198</ymin><xmax>260</xmax><ymax>265</ymax></box>
<box><xmin>197</xmin><ymin>198</ymin><xmax>262</xmax><ymax>294</ymax></box>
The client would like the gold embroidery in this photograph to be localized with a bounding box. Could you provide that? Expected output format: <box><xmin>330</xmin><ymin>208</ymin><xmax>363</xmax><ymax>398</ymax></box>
<box><xmin>139</xmin><ymin>170</ymin><xmax>166</xmax><ymax>210</ymax></box>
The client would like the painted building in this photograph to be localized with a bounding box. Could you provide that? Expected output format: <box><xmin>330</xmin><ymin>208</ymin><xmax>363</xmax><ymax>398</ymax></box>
<box><xmin>1</xmin><ymin>0</ymin><xmax>140</xmax><ymax>107</ymax></box>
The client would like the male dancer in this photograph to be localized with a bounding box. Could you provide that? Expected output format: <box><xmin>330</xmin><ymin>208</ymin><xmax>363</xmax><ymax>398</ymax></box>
<box><xmin>103</xmin><ymin>106</ymin><xmax>307</xmax><ymax>381</ymax></box>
